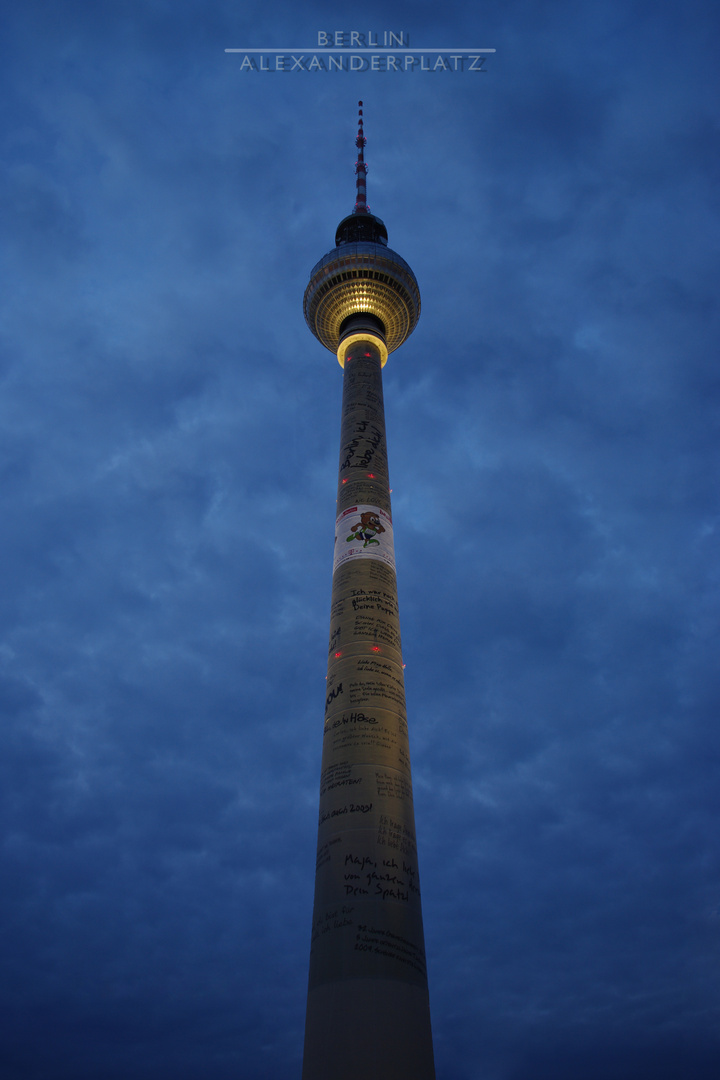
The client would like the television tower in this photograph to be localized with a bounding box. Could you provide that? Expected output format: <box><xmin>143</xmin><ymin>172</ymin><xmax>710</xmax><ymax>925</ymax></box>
<box><xmin>302</xmin><ymin>103</ymin><xmax>435</xmax><ymax>1080</ymax></box>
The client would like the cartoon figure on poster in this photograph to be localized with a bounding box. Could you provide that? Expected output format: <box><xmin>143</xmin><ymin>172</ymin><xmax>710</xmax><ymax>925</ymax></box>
<box><xmin>346</xmin><ymin>511</ymin><xmax>386</xmax><ymax>548</ymax></box>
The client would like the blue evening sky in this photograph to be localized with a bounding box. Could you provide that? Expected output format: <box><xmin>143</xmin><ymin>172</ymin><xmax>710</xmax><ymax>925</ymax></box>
<box><xmin>1</xmin><ymin>1</ymin><xmax>718</xmax><ymax>1077</ymax></box>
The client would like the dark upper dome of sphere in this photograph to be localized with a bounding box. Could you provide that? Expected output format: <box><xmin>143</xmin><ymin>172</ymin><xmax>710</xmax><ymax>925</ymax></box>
<box><xmin>334</xmin><ymin>212</ymin><xmax>388</xmax><ymax>247</ymax></box>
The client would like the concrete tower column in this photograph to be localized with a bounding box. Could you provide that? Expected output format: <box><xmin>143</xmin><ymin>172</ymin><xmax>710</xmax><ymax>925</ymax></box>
<box><xmin>302</xmin><ymin>104</ymin><xmax>434</xmax><ymax>1080</ymax></box>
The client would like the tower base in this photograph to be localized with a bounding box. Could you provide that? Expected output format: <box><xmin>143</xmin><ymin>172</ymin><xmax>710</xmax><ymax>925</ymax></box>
<box><xmin>303</xmin><ymin>979</ymin><xmax>435</xmax><ymax>1080</ymax></box>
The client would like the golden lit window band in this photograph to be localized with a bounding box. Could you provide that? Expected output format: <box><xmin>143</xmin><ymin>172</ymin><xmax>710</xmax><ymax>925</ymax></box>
<box><xmin>336</xmin><ymin>331</ymin><xmax>389</xmax><ymax>369</ymax></box>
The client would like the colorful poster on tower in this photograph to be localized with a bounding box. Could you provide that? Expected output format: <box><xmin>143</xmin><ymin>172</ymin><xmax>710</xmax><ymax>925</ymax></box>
<box><xmin>333</xmin><ymin>505</ymin><xmax>395</xmax><ymax>572</ymax></box>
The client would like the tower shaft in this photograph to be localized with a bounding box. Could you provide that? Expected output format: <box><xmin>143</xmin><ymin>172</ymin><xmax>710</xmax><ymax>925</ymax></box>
<box><xmin>302</xmin><ymin>335</ymin><xmax>435</xmax><ymax>1080</ymax></box>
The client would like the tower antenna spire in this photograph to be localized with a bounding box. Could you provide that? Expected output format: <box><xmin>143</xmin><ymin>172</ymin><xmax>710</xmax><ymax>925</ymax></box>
<box><xmin>353</xmin><ymin>100</ymin><xmax>369</xmax><ymax>214</ymax></box>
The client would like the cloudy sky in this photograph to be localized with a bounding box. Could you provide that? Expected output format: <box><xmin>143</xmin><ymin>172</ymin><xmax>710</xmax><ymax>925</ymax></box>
<box><xmin>2</xmin><ymin>1</ymin><xmax>718</xmax><ymax>1077</ymax></box>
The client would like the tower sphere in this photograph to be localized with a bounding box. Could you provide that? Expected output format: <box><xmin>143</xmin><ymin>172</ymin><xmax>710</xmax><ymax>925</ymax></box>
<box><xmin>303</xmin><ymin>105</ymin><xmax>420</xmax><ymax>366</ymax></box>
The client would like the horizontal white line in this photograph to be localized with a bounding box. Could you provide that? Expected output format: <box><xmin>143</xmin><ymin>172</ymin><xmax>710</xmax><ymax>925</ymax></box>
<box><xmin>225</xmin><ymin>48</ymin><xmax>496</xmax><ymax>54</ymax></box>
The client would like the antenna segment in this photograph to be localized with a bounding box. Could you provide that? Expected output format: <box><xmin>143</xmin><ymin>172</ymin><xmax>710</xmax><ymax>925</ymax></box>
<box><xmin>354</xmin><ymin>100</ymin><xmax>369</xmax><ymax>214</ymax></box>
